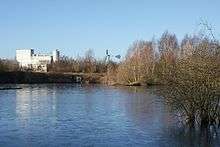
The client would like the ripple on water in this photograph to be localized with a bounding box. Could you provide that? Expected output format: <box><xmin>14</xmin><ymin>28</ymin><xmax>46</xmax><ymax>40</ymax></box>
<box><xmin>0</xmin><ymin>84</ymin><xmax>219</xmax><ymax>147</ymax></box>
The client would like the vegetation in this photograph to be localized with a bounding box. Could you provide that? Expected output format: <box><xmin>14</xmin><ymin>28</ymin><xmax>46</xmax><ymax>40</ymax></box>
<box><xmin>48</xmin><ymin>49</ymin><xmax>107</xmax><ymax>73</ymax></box>
<box><xmin>108</xmin><ymin>29</ymin><xmax>220</xmax><ymax>128</ymax></box>
<box><xmin>0</xmin><ymin>59</ymin><xmax>19</xmax><ymax>72</ymax></box>
<box><xmin>161</xmin><ymin>35</ymin><xmax>220</xmax><ymax>128</ymax></box>
<box><xmin>116</xmin><ymin>40</ymin><xmax>156</xmax><ymax>85</ymax></box>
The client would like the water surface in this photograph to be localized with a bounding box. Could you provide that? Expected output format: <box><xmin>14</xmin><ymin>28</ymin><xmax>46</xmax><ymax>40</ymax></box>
<box><xmin>0</xmin><ymin>84</ymin><xmax>219</xmax><ymax>147</ymax></box>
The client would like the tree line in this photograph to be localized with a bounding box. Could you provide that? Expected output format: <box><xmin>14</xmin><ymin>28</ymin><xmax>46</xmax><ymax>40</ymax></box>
<box><xmin>48</xmin><ymin>49</ymin><xmax>107</xmax><ymax>73</ymax></box>
<box><xmin>0</xmin><ymin>49</ymin><xmax>108</xmax><ymax>73</ymax></box>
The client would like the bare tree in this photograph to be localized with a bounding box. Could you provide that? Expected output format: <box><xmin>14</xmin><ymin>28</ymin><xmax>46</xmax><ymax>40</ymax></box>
<box><xmin>161</xmin><ymin>35</ymin><xmax>220</xmax><ymax>128</ymax></box>
<box><xmin>116</xmin><ymin>40</ymin><xmax>156</xmax><ymax>85</ymax></box>
<box><xmin>83</xmin><ymin>49</ymin><xmax>96</xmax><ymax>73</ymax></box>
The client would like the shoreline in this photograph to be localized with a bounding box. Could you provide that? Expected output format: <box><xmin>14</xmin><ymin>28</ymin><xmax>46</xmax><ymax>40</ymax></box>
<box><xmin>0</xmin><ymin>71</ymin><xmax>104</xmax><ymax>84</ymax></box>
<box><xmin>0</xmin><ymin>71</ymin><xmax>161</xmax><ymax>88</ymax></box>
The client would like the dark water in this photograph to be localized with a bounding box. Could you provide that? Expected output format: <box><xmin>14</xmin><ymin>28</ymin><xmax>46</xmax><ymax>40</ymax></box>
<box><xmin>0</xmin><ymin>84</ymin><xmax>219</xmax><ymax>147</ymax></box>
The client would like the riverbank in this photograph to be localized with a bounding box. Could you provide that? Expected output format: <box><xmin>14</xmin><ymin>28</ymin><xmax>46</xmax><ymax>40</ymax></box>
<box><xmin>0</xmin><ymin>71</ymin><xmax>104</xmax><ymax>84</ymax></box>
<box><xmin>0</xmin><ymin>71</ymin><xmax>161</xmax><ymax>87</ymax></box>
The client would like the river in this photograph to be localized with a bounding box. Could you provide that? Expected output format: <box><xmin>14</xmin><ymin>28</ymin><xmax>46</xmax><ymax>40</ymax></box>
<box><xmin>0</xmin><ymin>84</ymin><xmax>219</xmax><ymax>147</ymax></box>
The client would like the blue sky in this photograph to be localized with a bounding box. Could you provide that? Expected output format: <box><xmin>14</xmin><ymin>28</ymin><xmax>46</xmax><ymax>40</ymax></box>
<box><xmin>0</xmin><ymin>0</ymin><xmax>219</xmax><ymax>59</ymax></box>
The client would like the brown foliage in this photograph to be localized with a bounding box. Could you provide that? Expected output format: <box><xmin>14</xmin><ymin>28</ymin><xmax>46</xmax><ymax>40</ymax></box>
<box><xmin>48</xmin><ymin>49</ymin><xmax>106</xmax><ymax>73</ymax></box>
<box><xmin>161</xmin><ymin>37</ymin><xmax>220</xmax><ymax>128</ymax></box>
<box><xmin>0</xmin><ymin>59</ymin><xmax>19</xmax><ymax>72</ymax></box>
<box><xmin>116</xmin><ymin>40</ymin><xmax>156</xmax><ymax>85</ymax></box>
<box><xmin>110</xmin><ymin>30</ymin><xmax>220</xmax><ymax>128</ymax></box>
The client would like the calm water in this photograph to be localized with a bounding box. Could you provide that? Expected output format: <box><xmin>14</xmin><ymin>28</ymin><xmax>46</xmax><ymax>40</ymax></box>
<box><xmin>0</xmin><ymin>84</ymin><xmax>219</xmax><ymax>147</ymax></box>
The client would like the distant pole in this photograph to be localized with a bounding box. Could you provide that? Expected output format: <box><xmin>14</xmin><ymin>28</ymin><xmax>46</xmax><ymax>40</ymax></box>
<box><xmin>106</xmin><ymin>50</ymin><xmax>110</xmax><ymax>85</ymax></box>
<box><xmin>105</xmin><ymin>50</ymin><xmax>120</xmax><ymax>85</ymax></box>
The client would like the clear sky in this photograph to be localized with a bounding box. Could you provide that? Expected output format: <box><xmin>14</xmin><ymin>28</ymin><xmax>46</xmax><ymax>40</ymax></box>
<box><xmin>0</xmin><ymin>0</ymin><xmax>219</xmax><ymax>59</ymax></box>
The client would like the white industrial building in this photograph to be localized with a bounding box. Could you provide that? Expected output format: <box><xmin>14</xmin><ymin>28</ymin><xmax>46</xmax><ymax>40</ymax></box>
<box><xmin>16</xmin><ymin>49</ymin><xmax>60</xmax><ymax>72</ymax></box>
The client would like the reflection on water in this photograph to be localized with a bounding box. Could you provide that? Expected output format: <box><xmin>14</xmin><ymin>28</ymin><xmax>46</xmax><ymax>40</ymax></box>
<box><xmin>162</xmin><ymin>126</ymin><xmax>220</xmax><ymax>147</ymax></box>
<box><xmin>0</xmin><ymin>84</ymin><xmax>219</xmax><ymax>147</ymax></box>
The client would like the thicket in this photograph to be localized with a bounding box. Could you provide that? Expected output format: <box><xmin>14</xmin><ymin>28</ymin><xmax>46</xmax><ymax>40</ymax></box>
<box><xmin>111</xmin><ymin>30</ymin><xmax>220</xmax><ymax>128</ymax></box>
<box><xmin>48</xmin><ymin>49</ymin><xmax>107</xmax><ymax>73</ymax></box>
<box><xmin>0</xmin><ymin>59</ymin><xmax>19</xmax><ymax>72</ymax></box>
